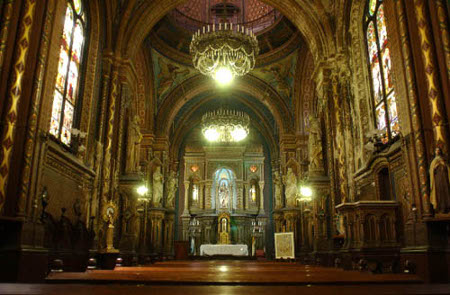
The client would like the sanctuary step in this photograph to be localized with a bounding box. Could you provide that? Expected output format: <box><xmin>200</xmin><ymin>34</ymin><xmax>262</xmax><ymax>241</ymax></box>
<box><xmin>46</xmin><ymin>261</ymin><xmax>423</xmax><ymax>285</ymax></box>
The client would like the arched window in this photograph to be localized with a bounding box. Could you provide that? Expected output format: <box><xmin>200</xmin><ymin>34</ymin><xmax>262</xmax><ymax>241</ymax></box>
<box><xmin>365</xmin><ymin>0</ymin><xmax>399</xmax><ymax>143</ymax></box>
<box><xmin>49</xmin><ymin>0</ymin><xmax>86</xmax><ymax>146</ymax></box>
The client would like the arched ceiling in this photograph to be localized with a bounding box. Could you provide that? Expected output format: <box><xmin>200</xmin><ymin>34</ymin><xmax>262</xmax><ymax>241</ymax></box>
<box><xmin>122</xmin><ymin>0</ymin><xmax>334</xmax><ymax>61</ymax></box>
<box><xmin>112</xmin><ymin>0</ymin><xmax>328</xmax><ymax>157</ymax></box>
<box><xmin>169</xmin><ymin>95</ymin><xmax>279</xmax><ymax>160</ymax></box>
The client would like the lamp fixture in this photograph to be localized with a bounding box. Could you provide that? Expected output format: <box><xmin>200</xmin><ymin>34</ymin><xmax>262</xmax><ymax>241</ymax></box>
<box><xmin>298</xmin><ymin>185</ymin><xmax>313</xmax><ymax>202</ymax></box>
<box><xmin>201</xmin><ymin>108</ymin><xmax>250</xmax><ymax>142</ymax></box>
<box><xmin>190</xmin><ymin>22</ymin><xmax>259</xmax><ymax>84</ymax></box>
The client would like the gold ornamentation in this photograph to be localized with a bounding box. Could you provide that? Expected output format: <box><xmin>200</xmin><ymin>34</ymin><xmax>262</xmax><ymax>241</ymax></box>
<box><xmin>414</xmin><ymin>0</ymin><xmax>449</xmax><ymax>155</ymax></box>
<box><xmin>0</xmin><ymin>0</ymin><xmax>36</xmax><ymax>213</ymax></box>
<box><xmin>190</xmin><ymin>23</ymin><xmax>259</xmax><ymax>80</ymax></box>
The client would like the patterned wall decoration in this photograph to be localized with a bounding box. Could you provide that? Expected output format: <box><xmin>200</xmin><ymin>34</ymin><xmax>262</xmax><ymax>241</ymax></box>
<box><xmin>251</xmin><ymin>49</ymin><xmax>298</xmax><ymax>111</ymax></box>
<box><xmin>151</xmin><ymin>49</ymin><xmax>196</xmax><ymax>110</ymax></box>
<box><xmin>0</xmin><ymin>0</ymin><xmax>36</xmax><ymax>213</ymax></box>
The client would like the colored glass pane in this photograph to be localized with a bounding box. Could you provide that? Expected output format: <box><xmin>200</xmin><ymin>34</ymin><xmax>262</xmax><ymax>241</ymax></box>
<box><xmin>387</xmin><ymin>92</ymin><xmax>399</xmax><ymax>134</ymax></box>
<box><xmin>50</xmin><ymin>91</ymin><xmax>63</xmax><ymax>136</ymax></box>
<box><xmin>55</xmin><ymin>49</ymin><xmax>69</xmax><ymax>92</ymax></box>
<box><xmin>50</xmin><ymin>1</ymin><xmax>85</xmax><ymax>146</ymax></box>
<box><xmin>368</xmin><ymin>0</ymin><xmax>377</xmax><ymax>16</ymax></box>
<box><xmin>73</xmin><ymin>0</ymin><xmax>82</xmax><ymax>14</ymax></box>
<box><xmin>67</xmin><ymin>60</ymin><xmax>79</xmax><ymax>104</ymax></box>
<box><xmin>375</xmin><ymin>103</ymin><xmax>387</xmax><ymax>131</ymax></box>
<box><xmin>61</xmin><ymin>102</ymin><xmax>74</xmax><ymax>145</ymax></box>
<box><xmin>72</xmin><ymin>21</ymin><xmax>83</xmax><ymax>63</ymax></box>
<box><xmin>367</xmin><ymin>21</ymin><xmax>378</xmax><ymax>64</ymax></box>
<box><xmin>376</xmin><ymin>4</ymin><xmax>388</xmax><ymax>50</ymax></box>
<box><xmin>62</xmin><ymin>7</ymin><xmax>74</xmax><ymax>50</ymax></box>
<box><xmin>371</xmin><ymin>56</ymin><xmax>383</xmax><ymax>103</ymax></box>
<box><xmin>381</xmin><ymin>47</ymin><xmax>394</xmax><ymax>94</ymax></box>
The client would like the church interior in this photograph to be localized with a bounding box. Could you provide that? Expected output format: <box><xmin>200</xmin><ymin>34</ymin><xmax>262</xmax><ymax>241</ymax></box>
<box><xmin>1</xmin><ymin>0</ymin><xmax>450</xmax><ymax>293</ymax></box>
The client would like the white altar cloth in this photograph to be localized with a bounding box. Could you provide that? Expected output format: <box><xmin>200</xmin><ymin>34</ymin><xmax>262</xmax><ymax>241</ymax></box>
<box><xmin>200</xmin><ymin>244</ymin><xmax>248</xmax><ymax>256</ymax></box>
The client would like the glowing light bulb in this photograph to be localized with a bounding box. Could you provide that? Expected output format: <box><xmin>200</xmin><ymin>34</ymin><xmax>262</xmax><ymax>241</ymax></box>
<box><xmin>230</xmin><ymin>127</ymin><xmax>247</xmax><ymax>141</ymax></box>
<box><xmin>137</xmin><ymin>185</ymin><xmax>148</xmax><ymax>196</ymax></box>
<box><xmin>214</xmin><ymin>67</ymin><xmax>233</xmax><ymax>85</ymax></box>
<box><xmin>204</xmin><ymin>128</ymin><xmax>220</xmax><ymax>141</ymax></box>
<box><xmin>300</xmin><ymin>186</ymin><xmax>313</xmax><ymax>197</ymax></box>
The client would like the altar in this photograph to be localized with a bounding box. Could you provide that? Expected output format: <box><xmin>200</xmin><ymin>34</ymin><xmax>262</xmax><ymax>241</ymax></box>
<box><xmin>200</xmin><ymin>244</ymin><xmax>249</xmax><ymax>256</ymax></box>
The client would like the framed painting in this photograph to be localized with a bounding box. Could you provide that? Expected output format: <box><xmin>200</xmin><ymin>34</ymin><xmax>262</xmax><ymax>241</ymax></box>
<box><xmin>274</xmin><ymin>232</ymin><xmax>295</xmax><ymax>259</ymax></box>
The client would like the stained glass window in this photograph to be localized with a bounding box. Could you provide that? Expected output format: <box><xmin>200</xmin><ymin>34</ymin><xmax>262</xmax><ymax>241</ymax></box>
<box><xmin>50</xmin><ymin>0</ymin><xmax>85</xmax><ymax>146</ymax></box>
<box><xmin>365</xmin><ymin>0</ymin><xmax>399</xmax><ymax>143</ymax></box>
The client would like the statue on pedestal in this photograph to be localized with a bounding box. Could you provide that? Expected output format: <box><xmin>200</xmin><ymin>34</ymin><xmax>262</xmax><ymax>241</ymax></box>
<box><xmin>166</xmin><ymin>171</ymin><xmax>178</xmax><ymax>209</ymax></box>
<box><xmin>430</xmin><ymin>148</ymin><xmax>450</xmax><ymax>214</ymax></box>
<box><xmin>308</xmin><ymin>114</ymin><xmax>324</xmax><ymax>175</ymax></box>
<box><xmin>153</xmin><ymin>166</ymin><xmax>164</xmax><ymax>207</ymax></box>
<box><xmin>125</xmin><ymin>115</ymin><xmax>142</xmax><ymax>173</ymax></box>
<box><xmin>284</xmin><ymin>168</ymin><xmax>298</xmax><ymax>207</ymax></box>
<box><xmin>273</xmin><ymin>171</ymin><xmax>283</xmax><ymax>209</ymax></box>
<box><xmin>218</xmin><ymin>182</ymin><xmax>229</xmax><ymax>209</ymax></box>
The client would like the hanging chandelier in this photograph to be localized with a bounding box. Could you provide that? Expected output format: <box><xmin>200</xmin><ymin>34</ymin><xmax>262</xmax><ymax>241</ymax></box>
<box><xmin>190</xmin><ymin>22</ymin><xmax>259</xmax><ymax>85</ymax></box>
<box><xmin>201</xmin><ymin>109</ymin><xmax>250</xmax><ymax>142</ymax></box>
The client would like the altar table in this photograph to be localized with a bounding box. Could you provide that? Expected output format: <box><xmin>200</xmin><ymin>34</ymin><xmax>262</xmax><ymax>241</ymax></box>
<box><xmin>200</xmin><ymin>244</ymin><xmax>248</xmax><ymax>256</ymax></box>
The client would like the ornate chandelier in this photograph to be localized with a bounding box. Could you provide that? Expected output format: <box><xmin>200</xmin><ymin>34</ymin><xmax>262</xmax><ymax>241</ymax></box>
<box><xmin>201</xmin><ymin>109</ymin><xmax>250</xmax><ymax>142</ymax></box>
<box><xmin>190</xmin><ymin>23</ymin><xmax>259</xmax><ymax>85</ymax></box>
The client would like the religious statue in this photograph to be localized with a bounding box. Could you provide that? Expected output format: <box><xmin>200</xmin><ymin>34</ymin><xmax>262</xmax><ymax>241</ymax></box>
<box><xmin>273</xmin><ymin>171</ymin><xmax>283</xmax><ymax>209</ymax></box>
<box><xmin>166</xmin><ymin>171</ymin><xmax>178</xmax><ymax>209</ymax></box>
<box><xmin>153</xmin><ymin>166</ymin><xmax>164</xmax><ymax>207</ymax></box>
<box><xmin>429</xmin><ymin>148</ymin><xmax>450</xmax><ymax>214</ymax></box>
<box><xmin>284</xmin><ymin>168</ymin><xmax>298</xmax><ymax>207</ymax></box>
<box><xmin>125</xmin><ymin>115</ymin><xmax>142</xmax><ymax>172</ymax></box>
<box><xmin>308</xmin><ymin>114</ymin><xmax>324</xmax><ymax>175</ymax></box>
<box><xmin>221</xmin><ymin>218</ymin><xmax>228</xmax><ymax>232</ymax></box>
<box><xmin>218</xmin><ymin>182</ymin><xmax>229</xmax><ymax>208</ymax></box>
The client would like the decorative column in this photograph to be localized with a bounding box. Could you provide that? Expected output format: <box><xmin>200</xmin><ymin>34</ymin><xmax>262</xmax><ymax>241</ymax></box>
<box><xmin>0</xmin><ymin>0</ymin><xmax>14</xmax><ymax>72</ymax></box>
<box><xmin>200</xmin><ymin>183</ymin><xmax>205</xmax><ymax>209</ymax></box>
<box><xmin>331</xmin><ymin>74</ymin><xmax>348</xmax><ymax>203</ymax></box>
<box><xmin>0</xmin><ymin>0</ymin><xmax>37</xmax><ymax>213</ymax></box>
<box><xmin>258</xmin><ymin>181</ymin><xmax>265</xmax><ymax>214</ymax></box>
<box><xmin>182</xmin><ymin>181</ymin><xmax>190</xmax><ymax>215</ymax></box>
<box><xmin>236</xmin><ymin>181</ymin><xmax>244</xmax><ymax>209</ymax></box>
<box><xmin>205</xmin><ymin>182</ymin><xmax>212</xmax><ymax>209</ymax></box>
<box><xmin>394</xmin><ymin>0</ymin><xmax>430</xmax><ymax>216</ymax></box>
<box><xmin>243</xmin><ymin>183</ymin><xmax>249</xmax><ymax>210</ymax></box>
<box><xmin>433</xmin><ymin>0</ymin><xmax>450</xmax><ymax>83</ymax></box>
<box><xmin>414</xmin><ymin>0</ymin><xmax>450</xmax><ymax>155</ymax></box>
<box><xmin>18</xmin><ymin>0</ymin><xmax>53</xmax><ymax>218</ymax></box>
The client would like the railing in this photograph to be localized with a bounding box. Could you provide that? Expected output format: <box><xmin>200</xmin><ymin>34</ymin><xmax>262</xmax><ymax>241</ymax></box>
<box><xmin>169</xmin><ymin>8</ymin><xmax>282</xmax><ymax>34</ymax></box>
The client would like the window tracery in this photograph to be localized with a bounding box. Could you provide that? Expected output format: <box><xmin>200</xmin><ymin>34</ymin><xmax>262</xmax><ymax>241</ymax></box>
<box><xmin>50</xmin><ymin>0</ymin><xmax>86</xmax><ymax>146</ymax></box>
<box><xmin>365</xmin><ymin>0</ymin><xmax>399</xmax><ymax>143</ymax></box>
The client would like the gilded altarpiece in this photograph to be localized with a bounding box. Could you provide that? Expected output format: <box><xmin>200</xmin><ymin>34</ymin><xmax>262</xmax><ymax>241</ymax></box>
<box><xmin>181</xmin><ymin>144</ymin><xmax>266</xmax><ymax>252</ymax></box>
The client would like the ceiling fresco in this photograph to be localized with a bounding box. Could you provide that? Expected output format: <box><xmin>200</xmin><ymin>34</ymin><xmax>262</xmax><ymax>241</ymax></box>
<box><xmin>151</xmin><ymin>49</ymin><xmax>197</xmax><ymax>108</ymax></box>
<box><xmin>251</xmin><ymin>49</ymin><xmax>298</xmax><ymax>109</ymax></box>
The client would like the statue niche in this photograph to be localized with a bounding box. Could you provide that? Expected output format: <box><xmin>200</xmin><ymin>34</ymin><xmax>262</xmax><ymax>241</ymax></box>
<box><xmin>166</xmin><ymin>170</ymin><xmax>178</xmax><ymax>209</ymax></box>
<box><xmin>152</xmin><ymin>166</ymin><xmax>164</xmax><ymax>207</ymax></box>
<box><xmin>283</xmin><ymin>167</ymin><xmax>298</xmax><ymax>208</ymax></box>
<box><xmin>125</xmin><ymin>115</ymin><xmax>142</xmax><ymax>173</ymax></box>
<box><xmin>212</xmin><ymin>168</ymin><xmax>236</xmax><ymax>211</ymax></box>
<box><xmin>308</xmin><ymin>114</ymin><xmax>325</xmax><ymax>176</ymax></box>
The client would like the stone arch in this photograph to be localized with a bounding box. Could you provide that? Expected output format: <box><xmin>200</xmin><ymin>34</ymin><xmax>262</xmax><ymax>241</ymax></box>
<box><xmin>156</xmin><ymin>74</ymin><xmax>292</xmax><ymax>138</ymax></box>
<box><xmin>168</xmin><ymin>95</ymin><xmax>279</xmax><ymax>162</ymax></box>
